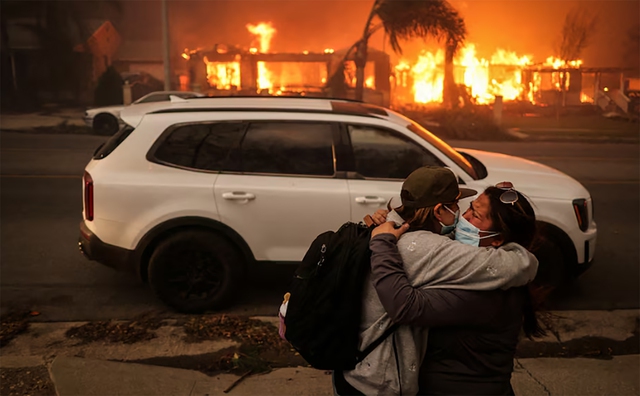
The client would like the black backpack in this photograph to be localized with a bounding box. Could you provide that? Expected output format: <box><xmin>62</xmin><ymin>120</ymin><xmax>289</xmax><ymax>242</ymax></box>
<box><xmin>284</xmin><ymin>221</ymin><xmax>398</xmax><ymax>370</ymax></box>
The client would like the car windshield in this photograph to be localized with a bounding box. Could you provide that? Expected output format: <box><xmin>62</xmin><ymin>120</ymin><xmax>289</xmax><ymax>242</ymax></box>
<box><xmin>401</xmin><ymin>117</ymin><xmax>478</xmax><ymax>180</ymax></box>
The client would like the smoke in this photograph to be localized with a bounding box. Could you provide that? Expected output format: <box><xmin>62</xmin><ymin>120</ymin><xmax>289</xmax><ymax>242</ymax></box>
<box><xmin>119</xmin><ymin>0</ymin><xmax>639</xmax><ymax>67</ymax></box>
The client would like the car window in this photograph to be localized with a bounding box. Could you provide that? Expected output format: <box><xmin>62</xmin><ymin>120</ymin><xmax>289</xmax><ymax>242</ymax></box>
<box><xmin>93</xmin><ymin>125</ymin><xmax>135</xmax><ymax>160</ymax></box>
<box><xmin>154</xmin><ymin>124</ymin><xmax>209</xmax><ymax>167</ymax></box>
<box><xmin>153</xmin><ymin>123</ymin><xmax>244</xmax><ymax>170</ymax></box>
<box><xmin>194</xmin><ymin>123</ymin><xmax>245</xmax><ymax>171</ymax></box>
<box><xmin>348</xmin><ymin>124</ymin><xmax>444</xmax><ymax>179</ymax></box>
<box><xmin>229</xmin><ymin>122</ymin><xmax>335</xmax><ymax>176</ymax></box>
<box><xmin>405</xmin><ymin>120</ymin><xmax>478</xmax><ymax>180</ymax></box>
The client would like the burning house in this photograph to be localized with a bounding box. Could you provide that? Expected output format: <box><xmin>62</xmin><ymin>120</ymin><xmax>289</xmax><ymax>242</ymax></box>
<box><xmin>177</xmin><ymin>21</ymin><xmax>636</xmax><ymax>115</ymax></box>
<box><xmin>179</xmin><ymin>22</ymin><xmax>391</xmax><ymax>106</ymax></box>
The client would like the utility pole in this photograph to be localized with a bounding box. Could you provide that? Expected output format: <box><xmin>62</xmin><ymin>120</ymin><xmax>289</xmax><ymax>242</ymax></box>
<box><xmin>162</xmin><ymin>0</ymin><xmax>171</xmax><ymax>91</ymax></box>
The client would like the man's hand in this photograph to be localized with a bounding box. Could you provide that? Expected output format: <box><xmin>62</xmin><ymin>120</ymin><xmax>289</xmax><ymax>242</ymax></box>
<box><xmin>371</xmin><ymin>221</ymin><xmax>409</xmax><ymax>240</ymax></box>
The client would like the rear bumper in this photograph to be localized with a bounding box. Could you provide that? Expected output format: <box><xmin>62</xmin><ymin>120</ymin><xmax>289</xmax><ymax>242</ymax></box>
<box><xmin>78</xmin><ymin>221</ymin><xmax>137</xmax><ymax>274</ymax></box>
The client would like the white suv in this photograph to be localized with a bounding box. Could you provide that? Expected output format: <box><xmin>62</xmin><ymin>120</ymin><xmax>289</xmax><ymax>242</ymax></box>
<box><xmin>78</xmin><ymin>97</ymin><xmax>597</xmax><ymax>313</ymax></box>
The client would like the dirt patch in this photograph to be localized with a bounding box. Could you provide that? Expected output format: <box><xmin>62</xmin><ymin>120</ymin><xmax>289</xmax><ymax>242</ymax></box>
<box><xmin>0</xmin><ymin>366</ymin><xmax>56</xmax><ymax>396</ymax></box>
<box><xmin>65</xmin><ymin>313</ymin><xmax>167</xmax><ymax>344</ymax></box>
<box><xmin>1</xmin><ymin>311</ymin><xmax>35</xmax><ymax>348</ymax></box>
<box><xmin>517</xmin><ymin>318</ymin><xmax>640</xmax><ymax>360</ymax></box>
<box><xmin>181</xmin><ymin>314</ymin><xmax>305</xmax><ymax>375</ymax></box>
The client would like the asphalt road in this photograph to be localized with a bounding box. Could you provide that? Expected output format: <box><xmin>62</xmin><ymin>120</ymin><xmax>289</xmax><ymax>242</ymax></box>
<box><xmin>1</xmin><ymin>132</ymin><xmax>638</xmax><ymax>321</ymax></box>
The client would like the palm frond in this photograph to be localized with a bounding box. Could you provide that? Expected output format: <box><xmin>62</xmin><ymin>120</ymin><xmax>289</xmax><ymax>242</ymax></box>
<box><xmin>375</xmin><ymin>0</ymin><xmax>466</xmax><ymax>54</ymax></box>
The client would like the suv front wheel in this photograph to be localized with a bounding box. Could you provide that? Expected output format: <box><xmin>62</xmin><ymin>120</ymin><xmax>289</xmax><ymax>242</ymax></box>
<box><xmin>148</xmin><ymin>230</ymin><xmax>244</xmax><ymax>313</ymax></box>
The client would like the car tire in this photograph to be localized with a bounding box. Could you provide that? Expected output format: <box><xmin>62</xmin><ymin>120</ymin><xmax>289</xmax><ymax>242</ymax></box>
<box><xmin>148</xmin><ymin>230</ymin><xmax>244</xmax><ymax>313</ymax></box>
<box><xmin>92</xmin><ymin>113</ymin><xmax>119</xmax><ymax>136</ymax></box>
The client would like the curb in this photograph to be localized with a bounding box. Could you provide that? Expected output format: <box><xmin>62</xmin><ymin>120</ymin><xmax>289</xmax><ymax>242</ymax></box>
<box><xmin>506</xmin><ymin>127</ymin><xmax>640</xmax><ymax>143</ymax></box>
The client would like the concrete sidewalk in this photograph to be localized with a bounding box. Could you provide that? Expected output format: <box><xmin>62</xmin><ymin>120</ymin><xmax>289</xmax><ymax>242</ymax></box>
<box><xmin>2</xmin><ymin>354</ymin><xmax>638</xmax><ymax>395</ymax></box>
<box><xmin>0</xmin><ymin>310</ymin><xmax>638</xmax><ymax>395</ymax></box>
<box><xmin>0</xmin><ymin>108</ymin><xmax>86</xmax><ymax>130</ymax></box>
<box><xmin>506</xmin><ymin>127</ymin><xmax>639</xmax><ymax>143</ymax></box>
<box><xmin>40</xmin><ymin>355</ymin><xmax>638</xmax><ymax>396</ymax></box>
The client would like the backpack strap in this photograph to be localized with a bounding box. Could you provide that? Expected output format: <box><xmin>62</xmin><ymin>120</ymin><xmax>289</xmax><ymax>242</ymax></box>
<box><xmin>355</xmin><ymin>323</ymin><xmax>400</xmax><ymax>364</ymax></box>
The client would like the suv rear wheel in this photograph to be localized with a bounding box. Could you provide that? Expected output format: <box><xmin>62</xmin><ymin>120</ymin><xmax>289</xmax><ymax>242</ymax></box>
<box><xmin>93</xmin><ymin>113</ymin><xmax>119</xmax><ymax>135</ymax></box>
<box><xmin>148</xmin><ymin>230</ymin><xmax>244</xmax><ymax>313</ymax></box>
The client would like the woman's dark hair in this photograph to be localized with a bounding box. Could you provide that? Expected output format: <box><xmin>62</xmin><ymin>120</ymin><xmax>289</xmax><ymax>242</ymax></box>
<box><xmin>484</xmin><ymin>186</ymin><xmax>546</xmax><ymax>339</ymax></box>
<box><xmin>484</xmin><ymin>186</ymin><xmax>537</xmax><ymax>249</ymax></box>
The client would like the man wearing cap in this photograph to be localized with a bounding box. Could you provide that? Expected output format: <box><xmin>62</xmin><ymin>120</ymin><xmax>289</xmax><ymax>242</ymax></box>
<box><xmin>336</xmin><ymin>166</ymin><xmax>538</xmax><ymax>396</ymax></box>
<box><xmin>398</xmin><ymin>166</ymin><xmax>477</xmax><ymax>212</ymax></box>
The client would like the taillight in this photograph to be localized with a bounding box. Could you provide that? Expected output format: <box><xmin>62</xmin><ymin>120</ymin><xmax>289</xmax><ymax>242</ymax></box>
<box><xmin>572</xmin><ymin>198</ymin><xmax>588</xmax><ymax>232</ymax></box>
<box><xmin>84</xmin><ymin>171</ymin><xmax>94</xmax><ymax>221</ymax></box>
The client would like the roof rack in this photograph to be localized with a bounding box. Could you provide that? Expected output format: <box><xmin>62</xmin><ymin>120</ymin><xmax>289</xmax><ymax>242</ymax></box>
<box><xmin>187</xmin><ymin>95</ymin><xmax>365</xmax><ymax>103</ymax></box>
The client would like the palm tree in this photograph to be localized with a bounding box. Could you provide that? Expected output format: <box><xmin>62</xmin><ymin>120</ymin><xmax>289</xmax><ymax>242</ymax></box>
<box><xmin>333</xmin><ymin>0</ymin><xmax>466</xmax><ymax>108</ymax></box>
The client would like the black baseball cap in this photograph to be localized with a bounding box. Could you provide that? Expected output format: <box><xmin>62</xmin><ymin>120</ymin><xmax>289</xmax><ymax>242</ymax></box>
<box><xmin>401</xmin><ymin>166</ymin><xmax>477</xmax><ymax>209</ymax></box>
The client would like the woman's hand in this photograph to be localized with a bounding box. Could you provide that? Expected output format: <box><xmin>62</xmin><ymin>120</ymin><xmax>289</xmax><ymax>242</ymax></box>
<box><xmin>371</xmin><ymin>209</ymin><xmax>389</xmax><ymax>225</ymax></box>
<box><xmin>371</xmin><ymin>221</ymin><xmax>409</xmax><ymax>240</ymax></box>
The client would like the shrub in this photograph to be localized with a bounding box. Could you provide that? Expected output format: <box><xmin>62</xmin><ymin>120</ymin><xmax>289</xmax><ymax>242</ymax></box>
<box><xmin>94</xmin><ymin>66</ymin><xmax>123</xmax><ymax>106</ymax></box>
<box><xmin>400</xmin><ymin>105</ymin><xmax>517</xmax><ymax>141</ymax></box>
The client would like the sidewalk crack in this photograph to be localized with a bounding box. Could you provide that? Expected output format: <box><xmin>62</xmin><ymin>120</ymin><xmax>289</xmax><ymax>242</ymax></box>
<box><xmin>515</xmin><ymin>358</ymin><xmax>551</xmax><ymax>396</ymax></box>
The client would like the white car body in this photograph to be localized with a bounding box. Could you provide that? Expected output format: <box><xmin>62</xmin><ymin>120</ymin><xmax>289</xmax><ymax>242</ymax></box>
<box><xmin>83</xmin><ymin>91</ymin><xmax>205</xmax><ymax>132</ymax></box>
<box><xmin>78</xmin><ymin>97</ymin><xmax>596</xmax><ymax>312</ymax></box>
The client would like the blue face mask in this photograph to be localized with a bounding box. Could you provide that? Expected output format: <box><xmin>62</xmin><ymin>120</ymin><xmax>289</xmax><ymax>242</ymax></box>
<box><xmin>439</xmin><ymin>205</ymin><xmax>459</xmax><ymax>235</ymax></box>
<box><xmin>454</xmin><ymin>215</ymin><xmax>501</xmax><ymax>246</ymax></box>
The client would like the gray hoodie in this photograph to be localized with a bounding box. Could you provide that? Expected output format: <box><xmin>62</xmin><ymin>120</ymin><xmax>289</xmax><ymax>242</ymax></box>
<box><xmin>343</xmin><ymin>211</ymin><xmax>538</xmax><ymax>396</ymax></box>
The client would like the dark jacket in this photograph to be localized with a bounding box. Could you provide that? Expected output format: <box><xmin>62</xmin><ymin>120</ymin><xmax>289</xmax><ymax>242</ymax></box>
<box><xmin>370</xmin><ymin>234</ymin><xmax>526</xmax><ymax>395</ymax></box>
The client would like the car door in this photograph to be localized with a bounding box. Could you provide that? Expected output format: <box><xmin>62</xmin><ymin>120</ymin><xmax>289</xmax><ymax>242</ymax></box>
<box><xmin>343</xmin><ymin>123</ymin><xmax>448</xmax><ymax>222</ymax></box>
<box><xmin>214</xmin><ymin>120</ymin><xmax>350</xmax><ymax>262</ymax></box>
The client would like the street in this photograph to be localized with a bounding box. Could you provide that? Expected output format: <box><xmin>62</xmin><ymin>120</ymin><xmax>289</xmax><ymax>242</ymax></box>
<box><xmin>1</xmin><ymin>131</ymin><xmax>638</xmax><ymax>321</ymax></box>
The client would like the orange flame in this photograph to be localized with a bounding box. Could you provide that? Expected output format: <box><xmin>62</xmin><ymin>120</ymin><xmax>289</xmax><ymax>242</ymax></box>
<box><xmin>400</xmin><ymin>44</ymin><xmax>584</xmax><ymax>105</ymax></box>
<box><xmin>247</xmin><ymin>22</ymin><xmax>276</xmax><ymax>92</ymax></box>
<box><xmin>203</xmin><ymin>56</ymin><xmax>240</xmax><ymax>89</ymax></box>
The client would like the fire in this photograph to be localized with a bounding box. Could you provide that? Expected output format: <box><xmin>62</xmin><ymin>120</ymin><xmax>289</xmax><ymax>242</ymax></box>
<box><xmin>203</xmin><ymin>57</ymin><xmax>240</xmax><ymax>90</ymax></box>
<box><xmin>400</xmin><ymin>44</ymin><xmax>584</xmax><ymax>105</ymax></box>
<box><xmin>184</xmin><ymin>21</ymin><xmax>589</xmax><ymax>107</ymax></box>
<box><xmin>365</xmin><ymin>76</ymin><xmax>375</xmax><ymax>89</ymax></box>
<box><xmin>545</xmin><ymin>57</ymin><xmax>583</xmax><ymax>69</ymax></box>
<box><xmin>247</xmin><ymin>22</ymin><xmax>276</xmax><ymax>92</ymax></box>
<box><xmin>403</xmin><ymin>50</ymin><xmax>445</xmax><ymax>103</ymax></box>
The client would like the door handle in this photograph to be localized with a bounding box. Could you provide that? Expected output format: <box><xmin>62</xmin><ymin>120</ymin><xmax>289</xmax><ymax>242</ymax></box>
<box><xmin>222</xmin><ymin>192</ymin><xmax>256</xmax><ymax>201</ymax></box>
<box><xmin>355</xmin><ymin>196</ymin><xmax>386</xmax><ymax>204</ymax></box>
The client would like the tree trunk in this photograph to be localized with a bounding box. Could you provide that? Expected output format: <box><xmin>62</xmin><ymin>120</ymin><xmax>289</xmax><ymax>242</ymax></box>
<box><xmin>443</xmin><ymin>39</ymin><xmax>457</xmax><ymax>109</ymax></box>
<box><xmin>355</xmin><ymin>39</ymin><xmax>367</xmax><ymax>101</ymax></box>
<box><xmin>355</xmin><ymin>0</ymin><xmax>379</xmax><ymax>102</ymax></box>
